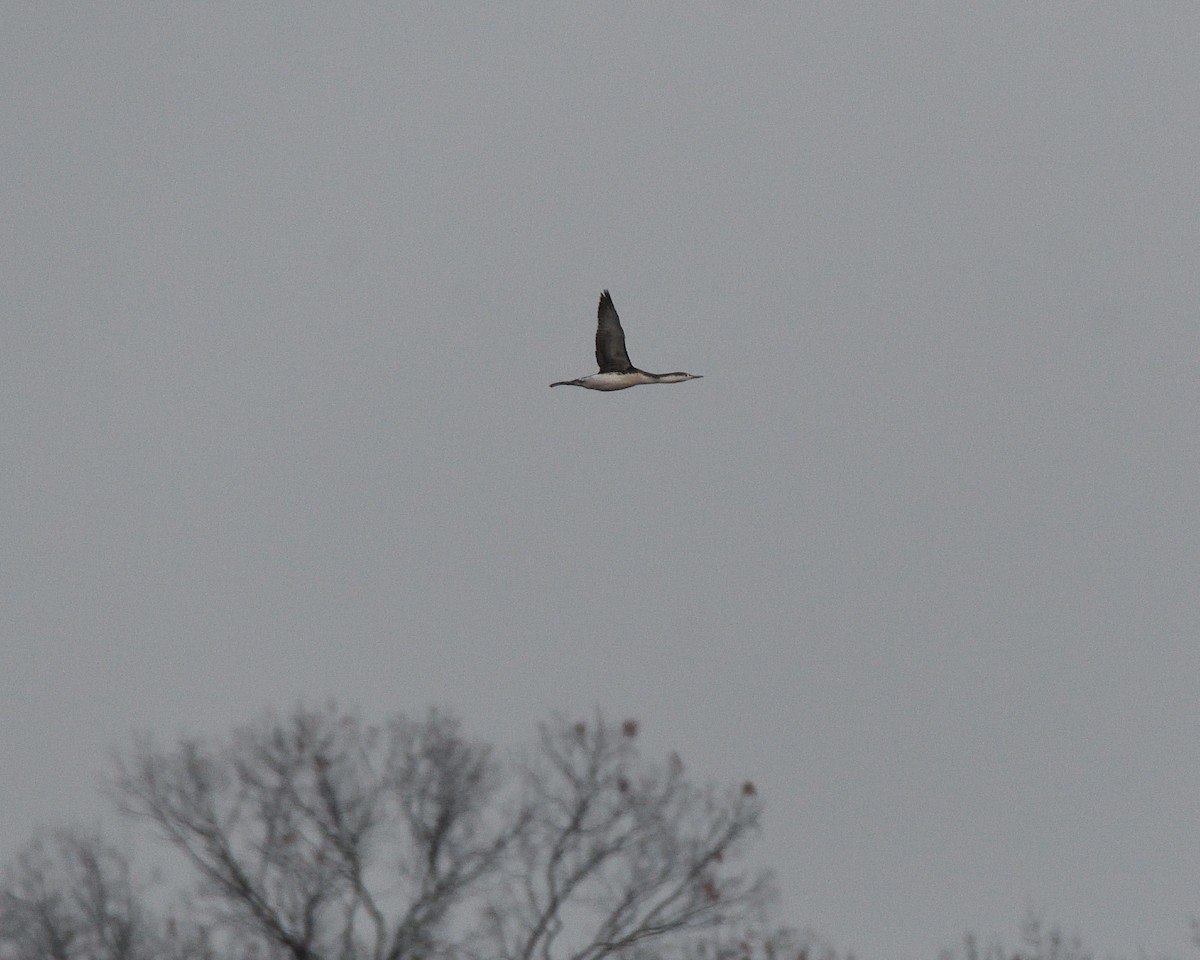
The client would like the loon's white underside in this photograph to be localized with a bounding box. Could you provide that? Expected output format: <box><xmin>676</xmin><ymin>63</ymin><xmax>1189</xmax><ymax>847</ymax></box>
<box><xmin>551</xmin><ymin>371</ymin><xmax>700</xmax><ymax>391</ymax></box>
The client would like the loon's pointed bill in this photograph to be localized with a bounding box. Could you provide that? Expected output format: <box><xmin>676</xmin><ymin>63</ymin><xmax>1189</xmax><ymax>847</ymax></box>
<box><xmin>550</xmin><ymin>290</ymin><xmax>703</xmax><ymax>391</ymax></box>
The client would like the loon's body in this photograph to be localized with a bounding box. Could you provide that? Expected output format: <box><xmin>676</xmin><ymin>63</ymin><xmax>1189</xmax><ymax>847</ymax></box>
<box><xmin>550</xmin><ymin>290</ymin><xmax>702</xmax><ymax>391</ymax></box>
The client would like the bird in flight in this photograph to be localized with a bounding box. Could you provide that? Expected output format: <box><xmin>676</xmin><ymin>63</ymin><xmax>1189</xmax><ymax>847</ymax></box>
<box><xmin>550</xmin><ymin>290</ymin><xmax>703</xmax><ymax>391</ymax></box>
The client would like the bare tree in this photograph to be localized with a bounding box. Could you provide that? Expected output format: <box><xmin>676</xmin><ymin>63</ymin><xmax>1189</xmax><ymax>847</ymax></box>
<box><xmin>112</xmin><ymin>704</ymin><xmax>514</xmax><ymax>960</ymax></box>
<box><xmin>0</xmin><ymin>829</ymin><xmax>212</xmax><ymax>960</ymax></box>
<box><xmin>938</xmin><ymin>913</ymin><xmax>1176</xmax><ymax>960</ymax></box>
<box><xmin>682</xmin><ymin>925</ymin><xmax>848</xmax><ymax>960</ymax></box>
<box><xmin>3</xmin><ymin>706</ymin><xmax>773</xmax><ymax>960</ymax></box>
<box><xmin>480</xmin><ymin>714</ymin><xmax>775</xmax><ymax>960</ymax></box>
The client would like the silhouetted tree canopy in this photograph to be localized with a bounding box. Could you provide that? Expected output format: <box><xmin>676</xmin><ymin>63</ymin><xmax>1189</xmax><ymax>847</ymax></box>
<box><xmin>1</xmin><ymin>705</ymin><xmax>774</xmax><ymax>960</ymax></box>
<box><xmin>4</xmin><ymin>705</ymin><xmax>1184</xmax><ymax>960</ymax></box>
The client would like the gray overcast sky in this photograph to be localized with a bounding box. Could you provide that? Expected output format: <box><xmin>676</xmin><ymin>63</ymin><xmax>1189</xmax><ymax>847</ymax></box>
<box><xmin>3</xmin><ymin>4</ymin><xmax>1199</xmax><ymax>958</ymax></box>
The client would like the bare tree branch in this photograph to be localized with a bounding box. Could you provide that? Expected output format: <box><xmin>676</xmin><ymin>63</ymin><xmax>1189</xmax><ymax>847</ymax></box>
<box><xmin>111</xmin><ymin>703</ymin><xmax>517</xmax><ymax>960</ymax></box>
<box><xmin>483</xmin><ymin>713</ymin><xmax>775</xmax><ymax>960</ymax></box>
<box><xmin>0</xmin><ymin>829</ymin><xmax>213</xmax><ymax>960</ymax></box>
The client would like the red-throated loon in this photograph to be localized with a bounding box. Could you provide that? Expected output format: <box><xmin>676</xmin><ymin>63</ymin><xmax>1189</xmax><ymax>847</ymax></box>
<box><xmin>550</xmin><ymin>290</ymin><xmax>703</xmax><ymax>391</ymax></box>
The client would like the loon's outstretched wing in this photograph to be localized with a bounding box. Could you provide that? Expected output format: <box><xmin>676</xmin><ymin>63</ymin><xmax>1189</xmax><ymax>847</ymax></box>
<box><xmin>595</xmin><ymin>290</ymin><xmax>634</xmax><ymax>373</ymax></box>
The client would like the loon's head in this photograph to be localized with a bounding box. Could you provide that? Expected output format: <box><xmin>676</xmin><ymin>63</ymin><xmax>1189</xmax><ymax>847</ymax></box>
<box><xmin>653</xmin><ymin>372</ymin><xmax>703</xmax><ymax>384</ymax></box>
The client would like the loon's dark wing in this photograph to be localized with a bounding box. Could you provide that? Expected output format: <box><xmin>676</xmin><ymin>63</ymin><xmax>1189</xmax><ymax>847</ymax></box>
<box><xmin>595</xmin><ymin>290</ymin><xmax>634</xmax><ymax>373</ymax></box>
